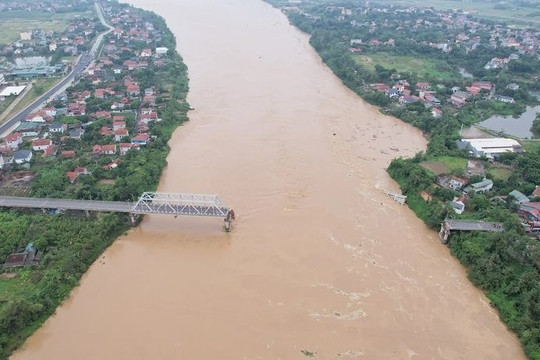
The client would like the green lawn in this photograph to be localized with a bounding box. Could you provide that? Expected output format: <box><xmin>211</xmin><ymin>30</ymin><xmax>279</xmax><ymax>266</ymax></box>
<box><xmin>522</xmin><ymin>139</ymin><xmax>540</xmax><ymax>153</ymax></box>
<box><xmin>489</xmin><ymin>166</ymin><xmax>513</xmax><ymax>181</ymax></box>
<box><xmin>436</xmin><ymin>156</ymin><xmax>467</xmax><ymax>173</ymax></box>
<box><xmin>4</xmin><ymin>77</ymin><xmax>62</xmax><ymax>121</ymax></box>
<box><xmin>0</xmin><ymin>11</ymin><xmax>92</xmax><ymax>44</ymax></box>
<box><xmin>354</xmin><ymin>52</ymin><xmax>458</xmax><ymax>80</ymax></box>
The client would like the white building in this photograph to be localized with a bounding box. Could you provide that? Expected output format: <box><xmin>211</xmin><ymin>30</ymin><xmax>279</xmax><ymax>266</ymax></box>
<box><xmin>0</xmin><ymin>74</ymin><xmax>5</xmax><ymax>85</ymax></box>
<box><xmin>461</xmin><ymin>138</ymin><xmax>523</xmax><ymax>159</ymax></box>
<box><xmin>20</xmin><ymin>32</ymin><xmax>32</xmax><ymax>41</ymax></box>
<box><xmin>155</xmin><ymin>47</ymin><xmax>168</xmax><ymax>55</ymax></box>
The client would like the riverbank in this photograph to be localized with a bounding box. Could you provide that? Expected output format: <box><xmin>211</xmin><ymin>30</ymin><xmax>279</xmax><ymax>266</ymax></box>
<box><xmin>263</xmin><ymin>2</ymin><xmax>540</xmax><ymax>359</ymax></box>
<box><xmin>0</xmin><ymin>2</ymin><xmax>190</xmax><ymax>358</ymax></box>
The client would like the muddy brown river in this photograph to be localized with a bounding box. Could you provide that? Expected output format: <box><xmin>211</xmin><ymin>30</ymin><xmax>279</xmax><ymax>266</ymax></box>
<box><xmin>12</xmin><ymin>0</ymin><xmax>526</xmax><ymax>359</ymax></box>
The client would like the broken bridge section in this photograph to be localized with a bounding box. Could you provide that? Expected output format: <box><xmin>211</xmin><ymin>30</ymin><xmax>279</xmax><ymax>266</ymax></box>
<box><xmin>439</xmin><ymin>219</ymin><xmax>503</xmax><ymax>244</ymax></box>
<box><xmin>0</xmin><ymin>192</ymin><xmax>235</xmax><ymax>231</ymax></box>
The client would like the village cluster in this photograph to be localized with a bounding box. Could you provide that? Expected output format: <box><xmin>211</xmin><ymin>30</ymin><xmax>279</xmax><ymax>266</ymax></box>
<box><xmin>0</xmin><ymin>2</ymin><xmax>171</xmax><ymax>186</ymax></box>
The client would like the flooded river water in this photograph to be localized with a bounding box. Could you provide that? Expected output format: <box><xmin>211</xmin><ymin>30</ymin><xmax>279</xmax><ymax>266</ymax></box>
<box><xmin>11</xmin><ymin>0</ymin><xmax>526</xmax><ymax>359</ymax></box>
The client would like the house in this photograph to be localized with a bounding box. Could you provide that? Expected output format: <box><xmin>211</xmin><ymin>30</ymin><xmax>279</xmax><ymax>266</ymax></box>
<box><xmin>450</xmin><ymin>91</ymin><xmax>470</xmax><ymax>107</ymax></box>
<box><xmin>507</xmin><ymin>83</ymin><xmax>520</xmax><ymax>90</ymax></box>
<box><xmin>100</xmin><ymin>126</ymin><xmax>114</xmax><ymax>136</ymax></box>
<box><xmin>25</xmin><ymin>111</ymin><xmax>45</xmax><ymax>123</ymax></box>
<box><xmin>137</xmin><ymin>122</ymin><xmax>150</xmax><ymax>133</ymax></box>
<box><xmin>123</xmin><ymin>60</ymin><xmax>138</xmax><ymax>70</ymax></box>
<box><xmin>531</xmin><ymin>185</ymin><xmax>540</xmax><ymax>198</ymax></box>
<box><xmin>492</xmin><ymin>94</ymin><xmax>514</xmax><ymax>103</ymax></box>
<box><xmin>371</xmin><ymin>83</ymin><xmax>390</xmax><ymax>92</ymax></box>
<box><xmin>70</xmin><ymin>129</ymin><xmax>84</xmax><ymax>140</ymax></box>
<box><xmin>103</xmin><ymin>158</ymin><xmax>121</xmax><ymax>170</ymax></box>
<box><xmin>111</xmin><ymin>102</ymin><xmax>125</xmax><ymax>110</ymax></box>
<box><xmin>399</xmin><ymin>95</ymin><xmax>420</xmax><ymax>104</ymax></box>
<box><xmin>114</xmin><ymin>128</ymin><xmax>129</xmax><ymax>142</ymax></box>
<box><xmin>42</xmin><ymin>107</ymin><xmax>56</xmax><ymax>117</ymax></box>
<box><xmin>66</xmin><ymin>166</ymin><xmax>90</xmax><ymax>183</ymax></box>
<box><xmin>450</xmin><ymin>197</ymin><xmax>466</xmax><ymax>215</ymax></box>
<box><xmin>449</xmin><ymin>175</ymin><xmax>467</xmax><ymax>190</ymax></box>
<box><xmin>140</xmin><ymin>48</ymin><xmax>152</xmax><ymax>57</ymax></box>
<box><xmin>155</xmin><ymin>47</ymin><xmax>168</xmax><ymax>55</ymax></box>
<box><xmin>5</xmin><ymin>133</ymin><xmax>23</xmax><ymax>148</ymax></box>
<box><xmin>126</xmin><ymin>83</ymin><xmax>140</xmax><ymax>97</ymax></box>
<box><xmin>49</xmin><ymin>122</ymin><xmax>66</xmax><ymax>133</ymax></box>
<box><xmin>2</xmin><ymin>243</ymin><xmax>41</xmax><ymax>269</ymax></box>
<box><xmin>95</xmin><ymin>88</ymin><xmax>105</xmax><ymax>98</ymax></box>
<box><xmin>112</xmin><ymin>120</ymin><xmax>126</xmax><ymax>131</ymax></box>
<box><xmin>93</xmin><ymin>144</ymin><xmax>117</xmax><ymax>155</ymax></box>
<box><xmin>509</xmin><ymin>190</ymin><xmax>529</xmax><ymax>204</ymax></box>
<box><xmin>16</xmin><ymin>122</ymin><xmax>43</xmax><ymax>138</ymax></box>
<box><xmin>32</xmin><ymin>139</ymin><xmax>52</xmax><ymax>151</ymax></box>
<box><xmin>519</xmin><ymin>202</ymin><xmax>540</xmax><ymax>221</ymax></box>
<box><xmin>0</xmin><ymin>146</ymin><xmax>13</xmax><ymax>155</ymax></box>
<box><xmin>119</xmin><ymin>142</ymin><xmax>139</xmax><ymax>155</ymax></box>
<box><xmin>94</xmin><ymin>111</ymin><xmax>111</xmax><ymax>119</ymax></box>
<box><xmin>60</xmin><ymin>150</ymin><xmax>76</xmax><ymax>159</ymax></box>
<box><xmin>67</xmin><ymin>103</ymin><xmax>86</xmax><ymax>116</ymax></box>
<box><xmin>464</xmin><ymin>178</ymin><xmax>493</xmax><ymax>194</ymax></box>
<box><xmin>42</xmin><ymin>145</ymin><xmax>57</xmax><ymax>158</ymax></box>
<box><xmin>131</xmin><ymin>134</ymin><xmax>149</xmax><ymax>145</ymax></box>
<box><xmin>431</xmin><ymin>108</ymin><xmax>443</xmax><ymax>118</ymax></box>
<box><xmin>416</xmin><ymin>82</ymin><xmax>431</xmax><ymax>90</ymax></box>
<box><xmin>13</xmin><ymin>150</ymin><xmax>32</xmax><ymax>164</ymax></box>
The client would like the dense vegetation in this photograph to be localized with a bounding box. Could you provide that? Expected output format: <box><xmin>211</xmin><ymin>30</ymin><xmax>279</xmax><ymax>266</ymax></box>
<box><xmin>267</xmin><ymin>0</ymin><xmax>540</xmax><ymax>358</ymax></box>
<box><xmin>0</xmin><ymin>2</ymin><xmax>189</xmax><ymax>358</ymax></box>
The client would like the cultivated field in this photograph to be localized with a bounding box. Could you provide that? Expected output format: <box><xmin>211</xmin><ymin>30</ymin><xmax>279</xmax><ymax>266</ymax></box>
<box><xmin>354</xmin><ymin>52</ymin><xmax>458</xmax><ymax>80</ymax></box>
<box><xmin>380</xmin><ymin>0</ymin><xmax>540</xmax><ymax>26</ymax></box>
<box><xmin>0</xmin><ymin>10</ymin><xmax>92</xmax><ymax>44</ymax></box>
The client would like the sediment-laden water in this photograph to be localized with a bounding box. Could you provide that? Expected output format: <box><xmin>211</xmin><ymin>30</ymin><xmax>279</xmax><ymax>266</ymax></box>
<box><xmin>12</xmin><ymin>0</ymin><xmax>526</xmax><ymax>359</ymax></box>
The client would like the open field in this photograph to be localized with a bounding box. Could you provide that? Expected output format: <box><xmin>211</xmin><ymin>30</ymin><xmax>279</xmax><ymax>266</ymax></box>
<box><xmin>0</xmin><ymin>11</ymin><xmax>93</xmax><ymax>44</ymax></box>
<box><xmin>488</xmin><ymin>166</ymin><xmax>513</xmax><ymax>181</ymax></box>
<box><xmin>380</xmin><ymin>0</ymin><xmax>540</xmax><ymax>26</ymax></box>
<box><xmin>522</xmin><ymin>139</ymin><xmax>540</xmax><ymax>153</ymax></box>
<box><xmin>421</xmin><ymin>155</ymin><xmax>467</xmax><ymax>175</ymax></box>
<box><xmin>354</xmin><ymin>52</ymin><xmax>457</xmax><ymax>80</ymax></box>
<box><xmin>4</xmin><ymin>77</ymin><xmax>62</xmax><ymax>121</ymax></box>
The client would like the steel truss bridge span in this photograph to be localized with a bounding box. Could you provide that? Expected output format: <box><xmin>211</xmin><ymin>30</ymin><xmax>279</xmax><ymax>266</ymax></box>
<box><xmin>0</xmin><ymin>192</ymin><xmax>235</xmax><ymax>230</ymax></box>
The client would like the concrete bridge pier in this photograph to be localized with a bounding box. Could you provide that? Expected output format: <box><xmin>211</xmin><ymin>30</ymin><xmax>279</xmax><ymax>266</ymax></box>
<box><xmin>439</xmin><ymin>222</ymin><xmax>450</xmax><ymax>244</ymax></box>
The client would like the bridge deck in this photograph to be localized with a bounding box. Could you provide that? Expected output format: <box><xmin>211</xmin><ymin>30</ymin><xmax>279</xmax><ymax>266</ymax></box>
<box><xmin>0</xmin><ymin>194</ymin><xmax>231</xmax><ymax>218</ymax></box>
<box><xmin>445</xmin><ymin>219</ymin><xmax>503</xmax><ymax>232</ymax></box>
<box><xmin>0</xmin><ymin>196</ymin><xmax>133</xmax><ymax>213</ymax></box>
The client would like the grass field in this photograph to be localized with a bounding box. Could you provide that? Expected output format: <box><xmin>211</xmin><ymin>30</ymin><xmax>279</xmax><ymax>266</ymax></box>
<box><xmin>5</xmin><ymin>77</ymin><xmax>62</xmax><ymax>120</ymax></box>
<box><xmin>380</xmin><ymin>0</ymin><xmax>540</xmax><ymax>26</ymax></box>
<box><xmin>354</xmin><ymin>52</ymin><xmax>457</xmax><ymax>80</ymax></box>
<box><xmin>0</xmin><ymin>11</ymin><xmax>92</xmax><ymax>44</ymax></box>
<box><xmin>488</xmin><ymin>166</ymin><xmax>513</xmax><ymax>180</ymax></box>
<box><xmin>522</xmin><ymin>139</ymin><xmax>540</xmax><ymax>153</ymax></box>
<box><xmin>421</xmin><ymin>155</ymin><xmax>467</xmax><ymax>175</ymax></box>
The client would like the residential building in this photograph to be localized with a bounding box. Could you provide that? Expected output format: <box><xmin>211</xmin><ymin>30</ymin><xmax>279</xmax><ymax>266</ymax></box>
<box><xmin>464</xmin><ymin>178</ymin><xmax>493</xmax><ymax>194</ymax></box>
<box><xmin>13</xmin><ymin>150</ymin><xmax>32</xmax><ymax>164</ymax></box>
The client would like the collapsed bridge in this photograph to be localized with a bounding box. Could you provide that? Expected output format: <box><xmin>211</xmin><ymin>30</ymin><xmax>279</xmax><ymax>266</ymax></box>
<box><xmin>0</xmin><ymin>192</ymin><xmax>236</xmax><ymax>231</ymax></box>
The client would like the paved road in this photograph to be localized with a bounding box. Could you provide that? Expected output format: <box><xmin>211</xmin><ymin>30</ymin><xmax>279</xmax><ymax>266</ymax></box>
<box><xmin>445</xmin><ymin>219</ymin><xmax>504</xmax><ymax>232</ymax></box>
<box><xmin>0</xmin><ymin>2</ymin><xmax>113</xmax><ymax>138</ymax></box>
<box><xmin>0</xmin><ymin>196</ymin><xmax>133</xmax><ymax>212</ymax></box>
